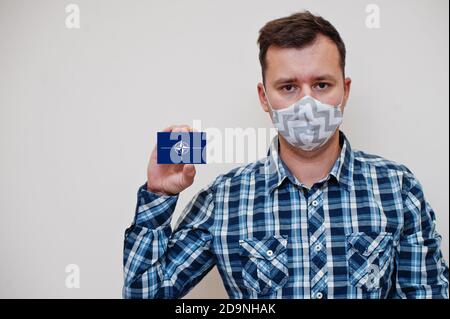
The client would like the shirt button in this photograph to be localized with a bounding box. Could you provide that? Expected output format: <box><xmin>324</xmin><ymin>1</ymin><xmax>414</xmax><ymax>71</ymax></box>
<box><xmin>266</xmin><ymin>250</ymin><xmax>273</xmax><ymax>257</ymax></box>
<box><xmin>312</xmin><ymin>200</ymin><xmax>319</xmax><ymax>207</ymax></box>
<box><xmin>314</xmin><ymin>243</ymin><xmax>322</xmax><ymax>252</ymax></box>
<box><xmin>315</xmin><ymin>292</ymin><xmax>323</xmax><ymax>299</ymax></box>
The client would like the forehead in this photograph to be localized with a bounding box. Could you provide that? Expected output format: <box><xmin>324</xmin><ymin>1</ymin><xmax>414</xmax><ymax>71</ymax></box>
<box><xmin>265</xmin><ymin>34</ymin><xmax>341</xmax><ymax>81</ymax></box>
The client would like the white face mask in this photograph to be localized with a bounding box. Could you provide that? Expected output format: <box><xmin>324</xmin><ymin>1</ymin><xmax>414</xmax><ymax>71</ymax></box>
<box><xmin>263</xmin><ymin>86</ymin><xmax>344</xmax><ymax>151</ymax></box>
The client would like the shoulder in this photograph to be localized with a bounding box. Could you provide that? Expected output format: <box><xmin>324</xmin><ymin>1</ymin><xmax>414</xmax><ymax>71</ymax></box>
<box><xmin>352</xmin><ymin>149</ymin><xmax>420</xmax><ymax>192</ymax></box>
<box><xmin>353</xmin><ymin>149</ymin><xmax>413</xmax><ymax>175</ymax></box>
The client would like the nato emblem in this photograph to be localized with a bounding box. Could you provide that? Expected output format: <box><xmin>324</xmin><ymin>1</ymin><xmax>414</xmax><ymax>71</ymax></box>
<box><xmin>157</xmin><ymin>132</ymin><xmax>206</xmax><ymax>164</ymax></box>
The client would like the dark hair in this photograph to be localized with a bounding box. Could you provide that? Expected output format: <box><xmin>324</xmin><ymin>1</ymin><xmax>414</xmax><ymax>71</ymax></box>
<box><xmin>257</xmin><ymin>11</ymin><xmax>346</xmax><ymax>83</ymax></box>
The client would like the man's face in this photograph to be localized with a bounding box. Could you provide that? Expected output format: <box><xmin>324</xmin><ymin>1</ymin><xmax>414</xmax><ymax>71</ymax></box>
<box><xmin>257</xmin><ymin>34</ymin><xmax>351</xmax><ymax>115</ymax></box>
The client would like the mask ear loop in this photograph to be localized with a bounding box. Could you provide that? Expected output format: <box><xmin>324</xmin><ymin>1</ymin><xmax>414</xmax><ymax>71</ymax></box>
<box><xmin>337</xmin><ymin>93</ymin><xmax>345</xmax><ymax>108</ymax></box>
<box><xmin>262</xmin><ymin>85</ymin><xmax>282</xmax><ymax>159</ymax></box>
<box><xmin>262</xmin><ymin>85</ymin><xmax>275</xmax><ymax>114</ymax></box>
<box><xmin>336</xmin><ymin>93</ymin><xmax>346</xmax><ymax>115</ymax></box>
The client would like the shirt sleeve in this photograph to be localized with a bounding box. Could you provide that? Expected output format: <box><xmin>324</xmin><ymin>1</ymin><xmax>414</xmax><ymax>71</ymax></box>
<box><xmin>392</xmin><ymin>170</ymin><xmax>449</xmax><ymax>298</ymax></box>
<box><xmin>122</xmin><ymin>181</ymin><xmax>217</xmax><ymax>299</ymax></box>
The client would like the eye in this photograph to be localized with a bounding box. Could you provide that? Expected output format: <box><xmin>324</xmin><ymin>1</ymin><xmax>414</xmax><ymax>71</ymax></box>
<box><xmin>281</xmin><ymin>84</ymin><xmax>297</xmax><ymax>92</ymax></box>
<box><xmin>314</xmin><ymin>82</ymin><xmax>329</xmax><ymax>90</ymax></box>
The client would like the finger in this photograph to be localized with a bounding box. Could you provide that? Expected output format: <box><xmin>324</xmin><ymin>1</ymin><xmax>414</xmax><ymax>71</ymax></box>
<box><xmin>162</xmin><ymin>125</ymin><xmax>177</xmax><ymax>132</ymax></box>
<box><xmin>171</xmin><ymin>127</ymin><xmax>183</xmax><ymax>133</ymax></box>
<box><xmin>162</xmin><ymin>124</ymin><xmax>194</xmax><ymax>133</ymax></box>
<box><xmin>181</xmin><ymin>164</ymin><xmax>196</xmax><ymax>186</ymax></box>
<box><xmin>178</xmin><ymin>125</ymin><xmax>192</xmax><ymax>133</ymax></box>
<box><xmin>183</xmin><ymin>164</ymin><xmax>195</xmax><ymax>174</ymax></box>
<box><xmin>182</xmin><ymin>126</ymin><xmax>197</xmax><ymax>132</ymax></box>
<box><xmin>171</xmin><ymin>125</ymin><xmax>189</xmax><ymax>133</ymax></box>
<box><xmin>182</xmin><ymin>125</ymin><xmax>197</xmax><ymax>132</ymax></box>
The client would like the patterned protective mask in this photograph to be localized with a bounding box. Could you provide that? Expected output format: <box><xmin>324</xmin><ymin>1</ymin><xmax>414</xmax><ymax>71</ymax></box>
<box><xmin>263</xmin><ymin>87</ymin><xmax>344</xmax><ymax>151</ymax></box>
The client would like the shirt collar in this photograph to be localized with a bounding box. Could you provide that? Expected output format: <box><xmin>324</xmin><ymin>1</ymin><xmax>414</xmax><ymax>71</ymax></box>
<box><xmin>264</xmin><ymin>130</ymin><xmax>355</xmax><ymax>194</ymax></box>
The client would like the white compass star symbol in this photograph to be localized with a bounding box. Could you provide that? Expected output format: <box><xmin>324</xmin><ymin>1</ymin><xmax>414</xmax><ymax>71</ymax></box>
<box><xmin>174</xmin><ymin>140</ymin><xmax>190</xmax><ymax>156</ymax></box>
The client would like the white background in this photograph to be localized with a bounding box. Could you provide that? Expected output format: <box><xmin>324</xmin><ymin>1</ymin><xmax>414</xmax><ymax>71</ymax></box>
<box><xmin>0</xmin><ymin>0</ymin><xmax>448</xmax><ymax>298</ymax></box>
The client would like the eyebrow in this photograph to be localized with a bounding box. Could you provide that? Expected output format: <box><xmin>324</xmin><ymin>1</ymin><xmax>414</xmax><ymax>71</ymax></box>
<box><xmin>272</xmin><ymin>74</ymin><xmax>337</xmax><ymax>86</ymax></box>
<box><xmin>273</xmin><ymin>77</ymin><xmax>297</xmax><ymax>86</ymax></box>
<box><xmin>313</xmin><ymin>74</ymin><xmax>336</xmax><ymax>82</ymax></box>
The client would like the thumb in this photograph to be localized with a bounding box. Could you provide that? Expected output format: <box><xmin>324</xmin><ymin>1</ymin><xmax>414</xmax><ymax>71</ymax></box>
<box><xmin>181</xmin><ymin>164</ymin><xmax>196</xmax><ymax>186</ymax></box>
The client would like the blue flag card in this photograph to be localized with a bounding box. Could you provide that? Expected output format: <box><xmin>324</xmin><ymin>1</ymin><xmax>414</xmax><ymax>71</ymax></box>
<box><xmin>157</xmin><ymin>132</ymin><xmax>207</xmax><ymax>164</ymax></box>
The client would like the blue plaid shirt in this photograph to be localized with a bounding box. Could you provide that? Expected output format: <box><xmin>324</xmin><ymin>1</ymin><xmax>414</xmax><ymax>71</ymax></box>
<box><xmin>123</xmin><ymin>130</ymin><xmax>449</xmax><ymax>299</ymax></box>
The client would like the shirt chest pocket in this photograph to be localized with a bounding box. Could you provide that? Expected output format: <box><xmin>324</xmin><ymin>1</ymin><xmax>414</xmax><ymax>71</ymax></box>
<box><xmin>346</xmin><ymin>232</ymin><xmax>394</xmax><ymax>291</ymax></box>
<box><xmin>238</xmin><ymin>235</ymin><xmax>289</xmax><ymax>295</ymax></box>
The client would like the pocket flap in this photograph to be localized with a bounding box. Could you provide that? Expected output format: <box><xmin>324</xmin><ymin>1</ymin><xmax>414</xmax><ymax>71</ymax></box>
<box><xmin>347</xmin><ymin>232</ymin><xmax>392</xmax><ymax>257</ymax></box>
<box><xmin>239</xmin><ymin>235</ymin><xmax>288</xmax><ymax>260</ymax></box>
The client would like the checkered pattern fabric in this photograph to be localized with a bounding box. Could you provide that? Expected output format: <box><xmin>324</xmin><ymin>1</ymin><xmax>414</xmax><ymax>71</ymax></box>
<box><xmin>123</xmin><ymin>130</ymin><xmax>449</xmax><ymax>299</ymax></box>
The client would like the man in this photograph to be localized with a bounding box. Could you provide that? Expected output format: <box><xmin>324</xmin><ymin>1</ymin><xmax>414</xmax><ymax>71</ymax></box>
<box><xmin>123</xmin><ymin>11</ymin><xmax>449</xmax><ymax>299</ymax></box>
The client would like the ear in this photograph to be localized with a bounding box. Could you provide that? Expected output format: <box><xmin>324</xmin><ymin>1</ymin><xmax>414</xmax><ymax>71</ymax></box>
<box><xmin>257</xmin><ymin>82</ymin><xmax>270</xmax><ymax>113</ymax></box>
<box><xmin>342</xmin><ymin>77</ymin><xmax>352</xmax><ymax>110</ymax></box>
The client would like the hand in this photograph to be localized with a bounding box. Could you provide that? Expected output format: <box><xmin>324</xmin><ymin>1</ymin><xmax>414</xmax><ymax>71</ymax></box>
<box><xmin>146</xmin><ymin>125</ymin><xmax>196</xmax><ymax>196</ymax></box>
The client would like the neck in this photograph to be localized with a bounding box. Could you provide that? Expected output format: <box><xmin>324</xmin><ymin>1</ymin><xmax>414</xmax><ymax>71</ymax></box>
<box><xmin>278</xmin><ymin>131</ymin><xmax>341</xmax><ymax>189</ymax></box>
